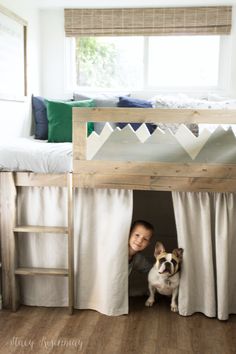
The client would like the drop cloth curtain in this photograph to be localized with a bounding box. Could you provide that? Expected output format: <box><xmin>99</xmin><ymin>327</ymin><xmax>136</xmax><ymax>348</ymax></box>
<box><xmin>172</xmin><ymin>191</ymin><xmax>236</xmax><ymax>320</ymax></box>
<box><xmin>17</xmin><ymin>187</ymin><xmax>133</xmax><ymax>316</ymax></box>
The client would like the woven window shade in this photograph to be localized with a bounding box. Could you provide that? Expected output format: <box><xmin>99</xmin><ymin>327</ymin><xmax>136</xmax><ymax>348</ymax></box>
<box><xmin>64</xmin><ymin>6</ymin><xmax>232</xmax><ymax>37</ymax></box>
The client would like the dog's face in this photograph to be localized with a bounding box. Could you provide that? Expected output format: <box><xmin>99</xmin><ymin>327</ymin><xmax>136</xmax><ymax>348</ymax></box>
<box><xmin>154</xmin><ymin>242</ymin><xmax>183</xmax><ymax>276</ymax></box>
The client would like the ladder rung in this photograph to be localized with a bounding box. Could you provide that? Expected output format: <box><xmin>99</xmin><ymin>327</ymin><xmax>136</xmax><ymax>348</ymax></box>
<box><xmin>15</xmin><ymin>267</ymin><xmax>69</xmax><ymax>276</ymax></box>
<box><xmin>13</xmin><ymin>226</ymin><xmax>69</xmax><ymax>234</ymax></box>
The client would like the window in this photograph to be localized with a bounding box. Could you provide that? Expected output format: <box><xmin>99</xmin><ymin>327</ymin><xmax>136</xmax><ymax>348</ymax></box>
<box><xmin>67</xmin><ymin>35</ymin><xmax>224</xmax><ymax>92</ymax></box>
<box><xmin>74</xmin><ymin>37</ymin><xmax>144</xmax><ymax>90</ymax></box>
<box><xmin>147</xmin><ymin>36</ymin><xmax>220</xmax><ymax>88</ymax></box>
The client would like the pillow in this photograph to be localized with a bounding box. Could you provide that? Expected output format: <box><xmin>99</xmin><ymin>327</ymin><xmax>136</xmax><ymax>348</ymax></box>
<box><xmin>32</xmin><ymin>96</ymin><xmax>48</xmax><ymax>140</ymax></box>
<box><xmin>46</xmin><ymin>99</ymin><xmax>95</xmax><ymax>142</ymax></box>
<box><xmin>73</xmin><ymin>92</ymin><xmax>130</xmax><ymax>134</ymax></box>
<box><xmin>73</xmin><ymin>92</ymin><xmax>131</xmax><ymax>107</ymax></box>
<box><xmin>117</xmin><ymin>96</ymin><xmax>156</xmax><ymax>133</ymax></box>
<box><xmin>118</xmin><ymin>96</ymin><xmax>153</xmax><ymax>108</ymax></box>
<box><xmin>73</xmin><ymin>93</ymin><xmax>118</xmax><ymax>107</ymax></box>
<box><xmin>151</xmin><ymin>94</ymin><xmax>199</xmax><ymax>136</ymax></box>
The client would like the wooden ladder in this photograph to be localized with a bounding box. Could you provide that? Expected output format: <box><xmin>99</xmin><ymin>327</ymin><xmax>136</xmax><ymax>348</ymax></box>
<box><xmin>11</xmin><ymin>173</ymin><xmax>74</xmax><ymax>314</ymax></box>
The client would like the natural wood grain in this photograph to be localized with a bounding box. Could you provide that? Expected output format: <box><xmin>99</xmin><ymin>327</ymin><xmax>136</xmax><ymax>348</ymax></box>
<box><xmin>67</xmin><ymin>173</ymin><xmax>74</xmax><ymax>315</ymax></box>
<box><xmin>73</xmin><ymin>112</ymin><xmax>87</xmax><ymax>160</ymax></box>
<box><xmin>72</xmin><ymin>107</ymin><xmax>236</xmax><ymax>191</ymax></box>
<box><xmin>73</xmin><ymin>174</ymin><xmax>236</xmax><ymax>192</ymax></box>
<box><xmin>15</xmin><ymin>173</ymin><xmax>67</xmax><ymax>187</ymax></box>
<box><xmin>0</xmin><ymin>173</ymin><xmax>19</xmax><ymax>310</ymax></box>
<box><xmin>74</xmin><ymin>160</ymin><xmax>236</xmax><ymax>178</ymax></box>
<box><xmin>0</xmin><ymin>298</ymin><xmax>235</xmax><ymax>354</ymax></box>
<box><xmin>0</xmin><ymin>173</ymin><xmax>10</xmax><ymax>308</ymax></box>
<box><xmin>11</xmin><ymin>169</ymin><xmax>236</xmax><ymax>192</ymax></box>
<box><xmin>73</xmin><ymin>107</ymin><xmax>236</xmax><ymax>124</ymax></box>
<box><xmin>13</xmin><ymin>226</ymin><xmax>68</xmax><ymax>234</ymax></box>
<box><xmin>14</xmin><ymin>267</ymin><xmax>68</xmax><ymax>276</ymax></box>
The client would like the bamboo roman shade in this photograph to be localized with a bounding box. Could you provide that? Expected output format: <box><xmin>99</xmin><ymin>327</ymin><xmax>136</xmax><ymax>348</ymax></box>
<box><xmin>64</xmin><ymin>6</ymin><xmax>232</xmax><ymax>37</ymax></box>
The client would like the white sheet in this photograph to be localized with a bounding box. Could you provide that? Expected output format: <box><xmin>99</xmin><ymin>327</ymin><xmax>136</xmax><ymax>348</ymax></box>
<box><xmin>0</xmin><ymin>137</ymin><xmax>72</xmax><ymax>173</ymax></box>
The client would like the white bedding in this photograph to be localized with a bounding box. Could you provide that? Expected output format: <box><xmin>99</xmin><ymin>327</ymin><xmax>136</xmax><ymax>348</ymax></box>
<box><xmin>0</xmin><ymin>137</ymin><xmax>72</xmax><ymax>173</ymax></box>
<box><xmin>1</xmin><ymin>94</ymin><xmax>236</xmax><ymax>173</ymax></box>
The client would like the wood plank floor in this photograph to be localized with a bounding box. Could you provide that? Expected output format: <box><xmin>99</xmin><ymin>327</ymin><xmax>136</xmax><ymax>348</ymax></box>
<box><xmin>0</xmin><ymin>296</ymin><xmax>236</xmax><ymax>354</ymax></box>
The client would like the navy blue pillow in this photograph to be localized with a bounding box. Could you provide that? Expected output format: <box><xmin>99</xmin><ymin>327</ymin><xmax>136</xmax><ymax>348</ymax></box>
<box><xmin>32</xmin><ymin>96</ymin><xmax>48</xmax><ymax>140</ymax></box>
<box><xmin>117</xmin><ymin>96</ymin><xmax>156</xmax><ymax>133</ymax></box>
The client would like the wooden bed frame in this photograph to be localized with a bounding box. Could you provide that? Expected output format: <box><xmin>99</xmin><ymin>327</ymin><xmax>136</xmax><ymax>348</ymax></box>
<box><xmin>1</xmin><ymin>107</ymin><xmax>236</xmax><ymax>312</ymax></box>
<box><xmin>73</xmin><ymin>107</ymin><xmax>236</xmax><ymax>192</ymax></box>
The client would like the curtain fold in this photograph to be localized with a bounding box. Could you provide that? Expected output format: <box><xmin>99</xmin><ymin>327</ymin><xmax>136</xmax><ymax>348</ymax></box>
<box><xmin>214</xmin><ymin>193</ymin><xmax>236</xmax><ymax>319</ymax></box>
<box><xmin>74</xmin><ymin>188</ymin><xmax>133</xmax><ymax>315</ymax></box>
<box><xmin>17</xmin><ymin>187</ymin><xmax>133</xmax><ymax>316</ymax></box>
<box><xmin>172</xmin><ymin>192</ymin><xmax>216</xmax><ymax>318</ymax></box>
<box><xmin>64</xmin><ymin>7</ymin><xmax>232</xmax><ymax>37</ymax></box>
<box><xmin>172</xmin><ymin>191</ymin><xmax>236</xmax><ymax>320</ymax></box>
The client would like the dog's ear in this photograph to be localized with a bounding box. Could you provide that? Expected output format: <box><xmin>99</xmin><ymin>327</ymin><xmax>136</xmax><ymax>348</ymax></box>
<box><xmin>173</xmin><ymin>248</ymin><xmax>184</xmax><ymax>261</ymax></box>
<box><xmin>154</xmin><ymin>242</ymin><xmax>165</xmax><ymax>258</ymax></box>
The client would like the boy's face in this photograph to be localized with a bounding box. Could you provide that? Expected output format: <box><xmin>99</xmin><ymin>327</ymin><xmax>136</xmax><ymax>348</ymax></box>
<box><xmin>129</xmin><ymin>225</ymin><xmax>152</xmax><ymax>253</ymax></box>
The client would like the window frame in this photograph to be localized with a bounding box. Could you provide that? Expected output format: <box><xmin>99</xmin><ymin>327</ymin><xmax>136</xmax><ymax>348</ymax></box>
<box><xmin>65</xmin><ymin>35</ymin><xmax>230</xmax><ymax>96</ymax></box>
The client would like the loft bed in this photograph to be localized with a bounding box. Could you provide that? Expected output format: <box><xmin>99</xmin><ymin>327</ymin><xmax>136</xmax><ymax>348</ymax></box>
<box><xmin>1</xmin><ymin>106</ymin><xmax>236</xmax><ymax>316</ymax></box>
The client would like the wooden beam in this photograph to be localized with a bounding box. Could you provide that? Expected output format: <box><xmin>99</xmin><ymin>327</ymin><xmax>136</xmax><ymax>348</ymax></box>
<box><xmin>15</xmin><ymin>173</ymin><xmax>67</xmax><ymax>187</ymax></box>
<box><xmin>73</xmin><ymin>107</ymin><xmax>236</xmax><ymax>124</ymax></box>
<box><xmin>67</xmin><ymin>173</ymin><xmax>74</xmax><ymax>315</ymax></box>
<box><xmin>74</xmin><ymin>161</ymin><xmax>236</xmax><ymax>179</ymax></box>
<box><xmin>13</xmin><ymin>226</ymin><xmax>68</xmax><ymax>234</ymax></box>
<box><xmin>15</xmin><ymin>267</ymin><xmax>68</xmax><ymax>276</ymax></box>
<box><xmin>73</xmin><ymin>174</ymin><xmax>236</xmax><ymax>192</ymax></box>
<box><xmin>73</xmin><ymin>111</ymin><xmax>87</xmax><ymax>161</ymax></box>
<box><xmin>9</xmin><ymin>171</ymin><xmax>236</xmax><ymax>191</ymax></box>
<box><xmin>0</xmin><ymin>173</ymin><xmax>18</xmax><ymax>309</ymax></box>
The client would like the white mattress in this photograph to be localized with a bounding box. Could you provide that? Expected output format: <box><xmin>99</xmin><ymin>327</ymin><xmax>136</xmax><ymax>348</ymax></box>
<box><xmin>0</xmin><ymin>137</ymin><xmax>72</xmax><ymax>173</ymax></box>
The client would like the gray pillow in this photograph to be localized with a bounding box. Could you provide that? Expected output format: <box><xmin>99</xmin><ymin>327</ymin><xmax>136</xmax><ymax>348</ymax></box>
<box><xmin>73</xmin><ymin>93</ymin><xmax>122</xmax><ymax>107</ymax></box>
<box><xmin>73</xmin><ymin>92</ymin><xmax>130</xmax><ymax>134</ymax></box>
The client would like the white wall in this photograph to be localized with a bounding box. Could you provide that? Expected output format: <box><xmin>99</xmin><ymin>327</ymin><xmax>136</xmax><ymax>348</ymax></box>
<box><xmin>40</xmin><ymin>9</ymin><xmax>68</xmax><ymax>100</ymax></box>
<box><xmin>40</xmin><ymin>9</ymin><xmax>73</xmax><ymax>100</ymax></box>
<box><xmin>0</xmin><ymin>0</ymin><xmax>41</xmax><ymax>138</ymax></box>
<box><xmin>40</xmin><ymin>6</ymin><xmax>236</xmax><ymax>99</ymax></box>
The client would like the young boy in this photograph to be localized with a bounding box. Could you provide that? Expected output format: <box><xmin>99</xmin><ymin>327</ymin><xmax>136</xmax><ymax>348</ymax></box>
<box><xmin>128</xmin><ymin>220</ymin><xmax>154</xmax><ymax>275</ymax></box>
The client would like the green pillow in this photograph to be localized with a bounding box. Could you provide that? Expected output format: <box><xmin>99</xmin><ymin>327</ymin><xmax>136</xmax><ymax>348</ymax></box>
<box><xmin>46</xmin><ymin>99</ymin><xmax>95</xmax><ymax>142</ymax></box>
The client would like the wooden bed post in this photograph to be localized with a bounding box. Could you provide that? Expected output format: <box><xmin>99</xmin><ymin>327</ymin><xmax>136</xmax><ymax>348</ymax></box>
<box><xmin>67</xmin><ymin>172</ymin><xmax>74</xmax><ymax>315</ymax></box>
<box><xmin>0</xmin><ymin>172</ymin><xmax>19</xmax><ymax>309</ymax></box>
<box><xmin>73</xmin><ymin>109</ymin><xmax>87</xmax><ymax>173</ymax></box>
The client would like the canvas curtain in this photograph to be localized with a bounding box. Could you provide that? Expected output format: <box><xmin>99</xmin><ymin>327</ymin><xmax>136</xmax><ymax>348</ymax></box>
<box><xmin>172</xmin><ymin>191</ymin><xmax>236</xmax><ymax>320</ymax></box>
<box><xmin>64</xmin><ymin>7</ymin><xmax>232</xmax><ymax>37</ymax></box>
<box><xmin>17</xmin><ymin>187</ymin><xmax>133</xmax><ymax>316</ymax></box>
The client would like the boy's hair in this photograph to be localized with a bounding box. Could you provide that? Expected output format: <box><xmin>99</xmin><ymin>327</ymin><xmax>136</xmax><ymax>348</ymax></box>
<box><xmin>130</xmin><ymin>220</ymin><xmax>154</xmax><ymax>236</ymax></box>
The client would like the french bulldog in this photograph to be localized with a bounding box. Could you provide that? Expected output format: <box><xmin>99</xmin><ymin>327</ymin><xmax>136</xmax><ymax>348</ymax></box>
<box><xmin>145</xmin><ymin>241</ymin><xmax>183</xmax><ymax>312</ymax></box>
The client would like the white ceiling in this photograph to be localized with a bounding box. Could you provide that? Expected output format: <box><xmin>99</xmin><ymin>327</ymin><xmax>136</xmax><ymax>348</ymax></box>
<box><xmin>35</xmin><ymin>0</ymin><xmax>236</xmax><ymax>9</ymax></box>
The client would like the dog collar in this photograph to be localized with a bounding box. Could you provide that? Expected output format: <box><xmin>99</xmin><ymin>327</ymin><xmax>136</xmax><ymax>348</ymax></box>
<box><xmin>167</xmin><ymin>269</ymin><xmax>179</xmax><ymax>279</ymax></box>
